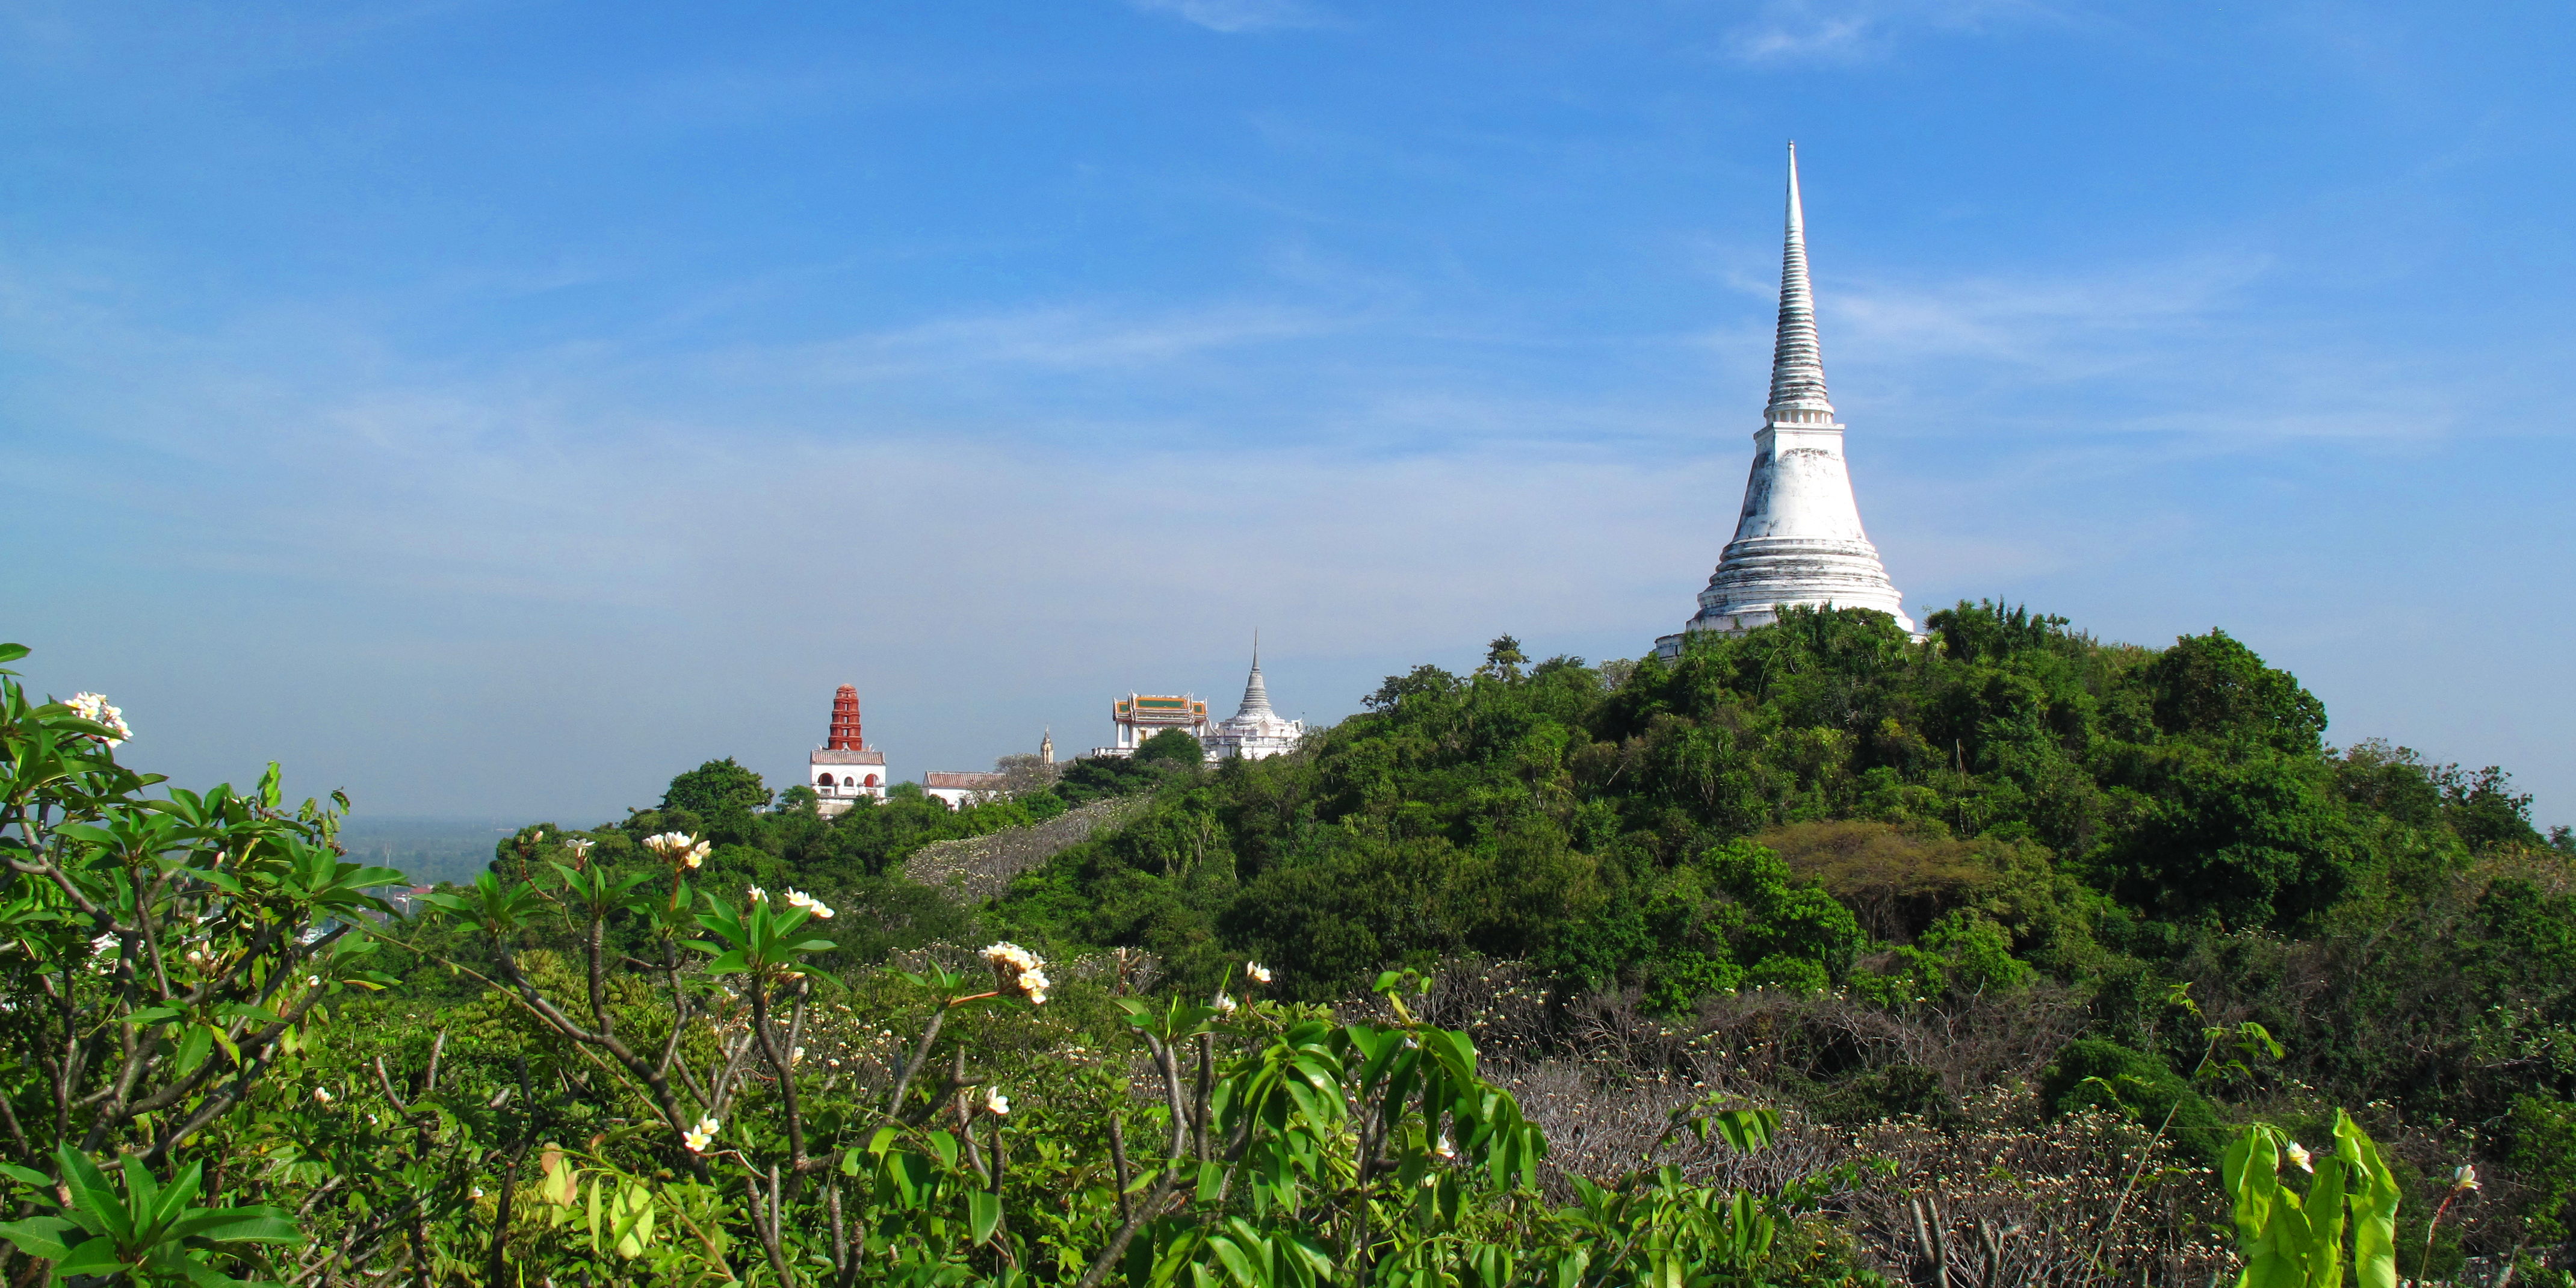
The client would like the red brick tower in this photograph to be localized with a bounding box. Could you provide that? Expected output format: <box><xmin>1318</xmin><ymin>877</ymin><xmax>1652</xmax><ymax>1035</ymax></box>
<box><xmin>827</xmin><ymin>685</ymin><xmax>864</xmax><ymax>750</ymax></box>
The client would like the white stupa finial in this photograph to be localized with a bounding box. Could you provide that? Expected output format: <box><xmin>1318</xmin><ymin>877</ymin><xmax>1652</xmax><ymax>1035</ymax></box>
<box><xmin>1766</xmin><ymin>141</ymin><xmax>1833</xmax><ymax>418</ymax></box>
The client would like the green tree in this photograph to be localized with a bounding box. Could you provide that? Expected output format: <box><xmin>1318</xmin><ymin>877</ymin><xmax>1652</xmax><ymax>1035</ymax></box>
<box><xmin>2143</xmin><ymin>630</ymin><xmax>2327</xmax><ymax>753</ymax></box>
<box><xmin>1133</xmin><ymin>728</ymin><xmax>1206</xmax><ymax>769</ymax></box>
<box><xmin>660</xmin><ymin>756</ymin><xmax>772</xmax><ymax>816</ymax></box>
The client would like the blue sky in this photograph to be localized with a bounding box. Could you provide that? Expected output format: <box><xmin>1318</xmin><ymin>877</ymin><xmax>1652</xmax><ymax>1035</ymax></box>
<box><xmin>4</xmin><ymin>0</ymin><xmax>2571</xmax><ymax>828</ymax></box>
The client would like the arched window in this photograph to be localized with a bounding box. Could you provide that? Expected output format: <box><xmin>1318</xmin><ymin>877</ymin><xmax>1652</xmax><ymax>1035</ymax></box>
<box><xmin>817</xmin><ymin>772</ymin><xmax>834</xmax><ymax>788</ymax></box>
<box><xmin>864</xmin><ymin>774</ymin><xmax>881</xmax><ymax>787</ymax></box>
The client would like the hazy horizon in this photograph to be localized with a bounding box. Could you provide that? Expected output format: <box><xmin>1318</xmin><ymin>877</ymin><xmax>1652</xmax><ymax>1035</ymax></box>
<box><xmin>6</xmin><ymin>2</ymin><xmax>2570</xmax><ymax>829</ymax></box>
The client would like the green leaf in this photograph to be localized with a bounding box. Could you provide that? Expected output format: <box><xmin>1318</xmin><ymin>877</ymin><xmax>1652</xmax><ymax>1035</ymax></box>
<box><xmin>0</xmin><ymin>1215</ymin><xmax>78</xmax><ymax>1260</ymax></box>
<box><xmin>1206</xmin><ymin>1231</ymin><xmax>1259</xmax><ymax>1288</ymax></box>
<box><xmin>54</xmin><ymin>1146</ymin><xmax>126</xmax><ymax>1241</ymax></box>
<box><xmin>0</xmin><ymin>1162</ymin><xmax>51</xmax><ymax>1187</ymax></box>
<box><xmin>967</xmin><ymin>1190</ymin><xmax>1000</xmax><ymax>1245</ymax></box>
<box><xmin>52</xmin><ymin>1234</ymin><xmax>126</xmax><ymax>1277</ymax></box>
<box><xmin>175</xmin><ymin>1209</ymin><xmax>300</xmax><ymax>1243</ymax></box>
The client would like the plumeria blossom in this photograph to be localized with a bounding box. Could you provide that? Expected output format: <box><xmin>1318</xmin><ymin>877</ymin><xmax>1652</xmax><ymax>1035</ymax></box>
<box><xmin>561</xmin><ymin>837</ymin><xmax>595</xmax><ymax>863</ymax></box>
<box><xmin>313</xmin><ymin>1087</ymin><xmax>333</xmax><ymax>1104</ymax></box>
<box><xmin>1246</xmin><ymin>961</ymin><xmax>1273</xmax><ymax>985</ymax></box>
<box><xmin>643</xmin><ymin>832</ymin><xmax>710</xmax><ymax>868</ymax></box>
<box><xmin>984</xmin><ymin>1088</ymin><xmax>1011</xmax><ymax>1116</ymax></box>
<box><xmin>746</xmin><ymin>886</ymin><xmax>768</xmax><ymax>903</ymax></box>
<box><xmin>784</xmin><ymin>889</ymin><xmax>835</xmax><ymax>918</ymax></box>
<box><xmin>1213</xmin><ymin>992</ymin><xmax>1239</xmax><ymax>1015</ymax></box>
<box><xmin>2453</xmin><ymin>1165</ymin><xmax>2481</xmax><ymax>1192</ymax></box>
<box><xmin>2284</xmin><ymin>1142</ymin><xmax>2313</xmax><ymax>1172</ymax></box>
<box><xmin>980</xmin><ymin>942</ymin><xmax>1051</xmax><ymax>1005</ymax></box>
<box><xmin>1434</xmin><ymin>1136</ymin><xmax>1458</xmax><ymax>1162</ymax></box>
<box><xmin>65</xmin><ymin>692</ymin><xmax>131</xmax><ymax>746</ymax></box>
<box><xmin>683</xmin><ymin>1116</ymin><xmax>719</xmax><ymax>1154</ymax></box>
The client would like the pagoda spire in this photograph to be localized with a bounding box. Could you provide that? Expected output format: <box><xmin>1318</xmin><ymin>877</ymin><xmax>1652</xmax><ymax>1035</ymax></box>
<box><xmin>1234</xmin><ymin>634</ymin><xmax>1274</xmax><ymax>720</ymax></box>
<box><xmin>1766</xmin><ymin>142</ymin><xmax>1833</xmax><ymax>418</ymax></box>
<box><xmin>826</xmin><ymin>685</ymin><xmax>864</xmax><ymax>751</ymax></box>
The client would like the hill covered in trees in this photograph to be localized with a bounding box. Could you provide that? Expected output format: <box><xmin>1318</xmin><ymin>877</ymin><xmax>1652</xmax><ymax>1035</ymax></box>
<box><xmin>7</xmin><ymin>607</ymin><xmax>2572</xmax><ymax>1286</ymax></box>
<box><xmin>997</xmin><ymin>604</ymin><xmax>2563</xmax><ymax>1018</ymax></box>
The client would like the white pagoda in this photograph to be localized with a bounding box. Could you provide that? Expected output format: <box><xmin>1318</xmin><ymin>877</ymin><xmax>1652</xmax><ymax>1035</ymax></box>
<box><xmin>1204</xmin><ymin>645</ymin><xmax>1304</xmax><ymax>761</ymax></box>
<box><xmin>1657</xmin><ymin>144</ymin><xmax>1916</xmax><ymax>661</ymax></box>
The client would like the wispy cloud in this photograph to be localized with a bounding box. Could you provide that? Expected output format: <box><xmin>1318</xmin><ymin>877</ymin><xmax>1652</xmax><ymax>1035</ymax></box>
<box><xmin>1127</xmin><ymin>0</ymin><xmax>1325</xmax><ymax>36</ymax></box>
<box><xmin>744</xmin><ymin>302</ymin><xmax>1339</xmax><ymax>383</ymax></box>
<box><xmin>1720</xmin><ymin>0</ymin><xmax>2061</xmax><ymax>64</ymax></box>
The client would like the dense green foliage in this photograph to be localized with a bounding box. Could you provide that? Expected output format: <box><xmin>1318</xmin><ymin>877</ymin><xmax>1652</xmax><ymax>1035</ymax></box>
<box><xmin>6</xmin><ymin>602</ymin><xmax>2572</xmax><ymax>1286</ymax></box>
<box><xmin>982</xmin><ymin>605</ymin><xmax>2576</xmax><ymax>1197</ymax></box>
<box><xmin>992</xmin><ymin>606</ymin><xmax>2560</xmax><ymax>1006</ymax></box>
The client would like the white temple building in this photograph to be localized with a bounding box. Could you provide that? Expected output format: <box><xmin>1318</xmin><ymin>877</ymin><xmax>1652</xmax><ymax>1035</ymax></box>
<box><xmin>1657</xmin><ymin>144</ymin><xmax>1916</xmax><ymax>661</ymax></box>
<box><xmin>1088</xmin><ymin>693</ymin><xmax>1211</xmax><ymax>759</ymax></box>
<box><xmin>921</xmin><ymin>771</ymin><xmax>1002</xmax><ymax>808</ymax></box>
<box><xmin>1203</xmin><ymin>645</ymin><xmax>1304</xmax><ymax>761</ymax></box>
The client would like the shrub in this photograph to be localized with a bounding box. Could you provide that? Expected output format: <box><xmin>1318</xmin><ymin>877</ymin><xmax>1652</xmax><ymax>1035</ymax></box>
<box><xmin>2042</xmin><ymin>1038</ymin><xmax>2229</xmax><ymax>1164</ymax></box>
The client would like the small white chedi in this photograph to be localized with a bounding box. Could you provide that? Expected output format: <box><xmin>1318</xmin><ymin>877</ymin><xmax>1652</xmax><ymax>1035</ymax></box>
<box><xmin>1658</xmin><ymin>143</ymin><xmax>1916</xmax><ymax>661</ymax></box>
<box><xmin>1203</xmin><ymin>645</ymin><xmax>1304</xmax><ymax>761</ymax></box>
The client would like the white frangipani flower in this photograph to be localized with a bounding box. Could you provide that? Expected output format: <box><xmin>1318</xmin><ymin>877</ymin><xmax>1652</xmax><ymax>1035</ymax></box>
<box><xmin>980</xmin><ymin>943</ymin><xmax>1051</xmax><ymax>1005</ymax></box>
<box><xmin>1213</xmin><ymin>992</ymin><xmax>1239</xmax><ymax>1015</ymax></box>
<box><xmin>784</xmin><ymin>889</ymin><xmax>835</xmax><ymax>918</ymax></box>
<box><xmin>313</xmin><ymin>1087</ymin><xmax>333</xmax><ymax>1104</ymax></box>
<box><xmin>644</xmin><ymin>832</ymin><xmax>709</xmax><ymax>868</ymax></box>
<box><xmin>66</xmin><ymin>693</ymin><xmax>131</xmax><ymax>746</ymax></box>
<box><xmin>561</xmin><ymin>837</ymin><xmax>595</xmax><ymax>862</ymax></box>
<box><xmin>984</xmin><ymin>1088</ymin><xmax>1011</xmax><ymax>1116</ymax></box>
<box><xmin>683</xmin><ymin>1116</ymin><xmax>719</xmax><ymax>1154</ymax></box>
<box><xmin>2284</xmin><ymin>1142</ymin><xmax>2312</xmax><ymax>1172</ymax></box>
<box><xmin>746</xmin><ymin>886</ymin><xmax>768</xmax><ymax>903</ymax></box>
<box><xmin>2453</xmin><ymin>1165</ymin><xmax>2481</xmax><ymax>1192</ymax></box>
<box><xmin>1246</xmin><ymin>962</ymin><xmax>1273</xmax><ymax>985</ymax></box>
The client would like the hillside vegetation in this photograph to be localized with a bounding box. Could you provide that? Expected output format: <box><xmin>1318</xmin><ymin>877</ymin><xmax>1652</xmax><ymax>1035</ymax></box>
<box><xmin>4</xmin><ymin>607</ymin><xmax>2569</xmax><ymax>1287</ymax></box>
